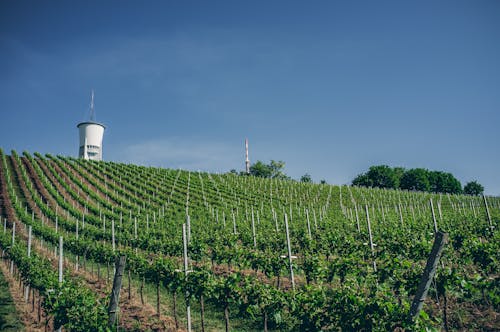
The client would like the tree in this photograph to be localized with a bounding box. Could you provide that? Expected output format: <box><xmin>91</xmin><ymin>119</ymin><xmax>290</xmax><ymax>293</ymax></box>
<box><xmin>352</xmin><ymin>173</ymin><xmax>372</xmax><ymax>187</ymax></box>
<box><xmin>400</xmin><ymin>168</ymin><xmax>430</xmax><ymax>192</ymax></box>
<box><xmin>429</xmin><ymin>171</ymin><xmax>462</xmax><ymax>194</ymax></box>
<box><xmin>464</xmin><ymin>181</ymin><xmax>484</xmax><ymax>196</ymax></box>
<box><xmin>249</xmin><ymin>161</ymin><xmax>271</xmax><ymax>178</ymax></box>
<box><xmin>300</xmin><ymin>174</ymin><xmax>312</xmax><ymax>183</ymax></box>
<box><xmin>352</xmin><ymin>165</ymin><xmax>399</xmax><ymax>189</ymax></box>
<box><xmin>250</xmin><ymin>160</ymin><xmax>289</xmax><ymax>180</ymax></box>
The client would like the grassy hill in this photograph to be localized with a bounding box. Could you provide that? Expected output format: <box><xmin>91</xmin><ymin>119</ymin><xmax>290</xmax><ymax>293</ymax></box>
<box><xmin>0</xmin><ymin>149</ymin><xmax>498</xmax><ymax>331</ymax></box>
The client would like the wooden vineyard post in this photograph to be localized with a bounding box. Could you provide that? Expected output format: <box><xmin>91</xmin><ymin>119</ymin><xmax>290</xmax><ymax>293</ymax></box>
<box><xmin>398</xmin><ymin>203</ymin><xmax>404</xmax><ymax>227</ymax></box>
<box><xmin>186</xmin><ymin>214</ymin><xmax>191</xmax><ymax>243</ymax></box>
<box><xmin>430</xmin><ymin>199</ymin><xmax>438</xmax><ymax>233</ymax></box>
<box><xmin>134</xmin><ymin>217</ymin><xmax>137</xmax><ymax>239</ymax></box>
<box><xmin>58</xmin><ymin>236</ymin><xmax>63</xmax><ymax>283</ymax></box>
<box><xmin>354</xmin><ymin>204</ymin><xmax>360</xmax><ymax>233</ymax></box>
<box><xmin>57</xmin><ymin>236</ymin><xmax>63</xmax><ymax>332</ymax></box>
<box><xmin>76</xmin><ymin>218</ymin><xmax>79</xmax><ymax>271</ymax></box>
<box><xmin>10</xmin><ymin>222</ymin><xmax>15</xmax><ymax>274</ymax></box>
<box><xmin>108</xmin><ymin>256</ymin><xmax>126</xmax><ymax>327</ymax></box>
<box><xmin>284</xmin><ymin>213</ymin><xmax>295</xmax><ymax>291</ymax></box>
<box><xmin>232</xmin><ymin>210</ymin><xmax>237</xmax><ymax>235</ymax></box>
<box><xmin>483</xmin><ymin>195</ymin><xmax>492</xmax><ymax>228</ymax></box>
<box><xmin>364</xmin><ymin>205</ymin><xmax>377</xmax><ymax>272</ymax></box>
<box><xmin>25</xmin><ymin>225</ymin><xmax>32</xmax><ymax>302</ymax></box>
<box><xmin>306</xmin><ymin>208</ymin><xmax>311</xmax><ymax>239</ymax></box>
<box><xmin>183</xmin><ymin>223</ymin><xmax>192</xmax><ymax>332</ymax></box>
<box><xmin>409</xmin><ymin>231</ymin><xmax>448</xmax><ymax>322</ymax></box>
<box><xmin>251</xmin><ymin>208</ymin><xmax>257</xmax><ymax>248</ymax></box>
<box><xmin>273</xmin><ymin>208</ymin><xmax>279</xmax><ymax>232</ymax></box>
<box><xmin>112</xmin><ymin>219</ymin><xmax>115</xmax><ymax>252</ymax></box>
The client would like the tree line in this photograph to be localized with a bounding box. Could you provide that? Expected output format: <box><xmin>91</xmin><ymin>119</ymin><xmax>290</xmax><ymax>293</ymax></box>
<box><xmin>231</xmin><ymin>161</ymin><xmax>484</xmax><ymax>195</ymax></box>
<box><xmin>352</xmin><ymin>165</ymin><xmax>484</xmax><ymax>195</ymax></box>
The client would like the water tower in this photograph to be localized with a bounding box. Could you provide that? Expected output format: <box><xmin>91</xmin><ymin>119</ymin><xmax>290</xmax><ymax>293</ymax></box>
<box><xmin>77</xmin><ymin>90</ymin><xmax>106</xmax><ymax>161</ymax></box>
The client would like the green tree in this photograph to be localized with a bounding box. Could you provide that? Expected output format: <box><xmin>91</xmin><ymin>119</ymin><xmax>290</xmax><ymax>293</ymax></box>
<box><xmin>352</xmin><ymin>173</ymin><xmax>372</xmax><ymax>187</ymax></box>
<box><xmin>400</xmin><ymin>168</ymin><xmax>431</xmax><ymax>192</ymax></box>
<box><xmin>393</xmin><ymin>167</ymin><xmax>406</xmax><ymax>188</ymax></box>
<box><xmin>352</xmin><ymin>165</ymin><xmax>398</xmax><ymax>189</ymax></box>
<box><xmin>250</xmin><ymin>160</ymin><xmax>289</xmax><ymax>180</ymax></box>
<box><xmin>464</xmin><ymin>181</ymin><xmax>484</xmax><ymax>196</ymax></box>
<box><xmin>300</xmin><ymin>173</ymin><xmax>312</xmax><ymax>183</ymax></box>
<box><xmin>429</xmin><ymin>171</ymin><xmax>462</xmax><ymax>194</ymax></box>
<box><xmin>249</xmin><ymin>161</ymin><xmax>271</xmax><ymax>178</ymax></box>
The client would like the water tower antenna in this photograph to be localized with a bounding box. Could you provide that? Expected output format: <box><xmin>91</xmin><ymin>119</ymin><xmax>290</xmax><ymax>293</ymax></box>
<box><xmin>245</xmin><ymin>138</ymin><xmax>250</xmax><ymax>174</ymax></box>
<box><xmin>90</xmin><ymin>89</ymin><xmax>95</xmax><ymax>121</ymax></box>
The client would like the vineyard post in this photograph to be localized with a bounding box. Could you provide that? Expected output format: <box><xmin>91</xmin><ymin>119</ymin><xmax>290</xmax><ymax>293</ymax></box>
<box><xmin>273</xmin><ymin>208</ymin><xmax>278</xmax><ymax>232</ymax></box>
<box><xmin>409</xmin><ymin>231</ymin><xmax>448</xmax><ymax>322</ymax></box>
<box><xmin>76</xmin><ymin>218</ymin><xmax>79</xmax><ymax>271</ymax></box>
<box><xmin>482</xmin><ymin>195</ymin><xmax>492</xmax><ymax>228</ymax></box>
<box><xmin>313</xmin><ymin>208</ymin><xmax>318</xmax><ymax>230</ymax></box>
<box><xmin>10</xmin><ymin>222</ymin><xmax>15</xmax><ymax>274</ymax></box>
<box><xmin>471</xmin><ymin>201</ymin><xmax>477</xmax><ymax>218</ymax></box>
<box><xmin>108</xmin><ymin>256</ymin><xmax>126</xmax><ymax>328</ymax></box>
<box><xmin>306</xmin><ymin>208</ymin><xmax>311</xmax><ymax>238</ymax></box>
<box><xmin>354</xmin><ymin>204</ymin><xmax>360</xmax><ymax>233</ymax></box>
<box><xmin>430</xmin><ymin>199</ymin><xmax>438</xmax><ymax>233</ymax></box>
<box><xmin>284</xmin><ymin>213</ymin><xmax>295</xmax><ymax>291</ymax></box>
<box><xmin>58</xmin><ymin>236</ymin><xmax>63</xmax><ymax>283</ymax></box>
<box><xmin>364</xmin><ymin>205</ymin><xmax>377</xmax><ymax>272</ymax></box>
<box><xmin>183</xmin><ymin>223</ymin><xmax>192</xmax><ymax>332</ymax></box>
<box><xmin>3</xmin><ymin>218</ymin><xmax>6</xmax><ymax>234</ymax></box>
<box><xmin>134</xmin><ymin>217</ymin><xmax>137</xmax><ymax>239</ymax></box>
<box><xmin>55</xmin><ymin>215</ymin><xmax>58</xmax><ymax>233</ymax></box>
<box><xmin>25</xmin><ymin>225</ymin><xmax>32</xmax><ymax>302</ymax></box>
<box><xmin>186</xmin><ymin>214</ymin><xmax>191</xmax><ymax>243</ymax></box>
<box><xmin>251</xmin><ymin>208</ymin><xmax>257</xmax><ymax>248</ymax></box>
<box><xmin>232</xmin><ymin>210</ymin><xmax>237</xmax><ymax>235</ymax></box>
<box><xmin>398</xmin><ymin>203</ymin><xmax>404</xmax><ymax>227</ymax></box>
<box><xmin>112</xmin><ymin>219</ymin><xmax>115</xmax><ymax>252</ymax></box>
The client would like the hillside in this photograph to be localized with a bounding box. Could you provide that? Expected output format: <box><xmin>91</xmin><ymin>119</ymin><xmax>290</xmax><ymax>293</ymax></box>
<box><xmin>0</xmin><ymin>149</ymin><xmax>498</xmax><ymax>331</ymax></box>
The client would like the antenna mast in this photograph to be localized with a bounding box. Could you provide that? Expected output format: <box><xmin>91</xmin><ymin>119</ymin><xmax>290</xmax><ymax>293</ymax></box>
<box><xmin>90</xmin><ymin>89</ymin><xmax>95</xmax><ymax>121</ymax></box>
<box><xmin>245</xmin><ymin>138</ymin><xmax>250</xmax><ymax>174</ymax></box>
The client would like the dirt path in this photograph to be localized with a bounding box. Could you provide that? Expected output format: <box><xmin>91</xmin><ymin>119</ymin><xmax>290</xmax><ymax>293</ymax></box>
<box><xmin>0</xmin><ymin>259</ymin><xmax>45</xmax><ymax>331</ymax></box>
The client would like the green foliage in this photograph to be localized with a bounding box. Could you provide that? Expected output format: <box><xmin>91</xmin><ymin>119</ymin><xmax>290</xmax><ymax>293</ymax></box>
<box><xmin>464</xmin><ymin>181</ymin><xmax>484</xmax><ymax>196</ymax></box>
<box><xmin>353</xmin><ymin>165</ymin><xmax>463</xmax><ymax>194</ymax></box>
<box><xmin>400</xmin><ymin>168</ymin><xmax>431</xmax><ymax>192</ymax></box>
<box><xmin>249</xmin><ymin>160</ymin><xmax>289</xmax><ymax>179</ymax></box>
<box><xmin>0</xmin><ymin>268</ymin><xmax>24</xmax><ymax>332</ymax></box>
<box><xmin>1</xmin><ymin>149</ymin><xmax>499</xmax><ymax>331</ymax></box>
<box><xmin>43</xmin><ymin>282</ymin><xmax>109</xmax><ymax>332</ymax></box>
<box><xmin>352</xmin><ymin>165</ymin><xmax>399</xmax><ymax>189</ymax></box>
<box><xmin>300</xmin><ymin>173</ymin><xmax>312</xmax><ymax>183</ymax></box>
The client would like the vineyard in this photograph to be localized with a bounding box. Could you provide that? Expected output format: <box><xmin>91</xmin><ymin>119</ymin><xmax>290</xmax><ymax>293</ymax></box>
<box><xmin>0</xmin><ymin>149</ymin><xmax>498</xmax><ymax>331</ymax></box>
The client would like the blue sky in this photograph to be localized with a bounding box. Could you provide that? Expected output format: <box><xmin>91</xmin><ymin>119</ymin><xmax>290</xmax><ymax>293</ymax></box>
<box><xmin>1</xmin><ymin>1</ymin><xmax>499</xmax><ymax>194</ymax></box>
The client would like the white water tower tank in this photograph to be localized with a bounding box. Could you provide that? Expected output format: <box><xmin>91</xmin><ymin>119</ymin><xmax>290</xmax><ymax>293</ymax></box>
<box><xmin>77</xmin><ymin>90</ymin><xmax>106</xmax><ymax>161</ymax></box>
<box><xmin>77</xmin><ymin>122</ymin><xmax>105</xmax><ymax>160</ymax></box>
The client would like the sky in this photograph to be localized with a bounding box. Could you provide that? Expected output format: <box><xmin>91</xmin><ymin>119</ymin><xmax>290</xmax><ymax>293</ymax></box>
<box><xmin>1</xmin><ymin>1</ymin><xmax>499</xmax><ymax>194</ymax></box>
